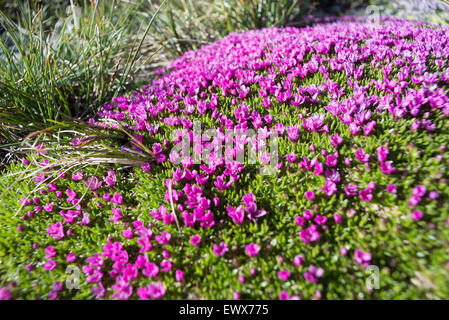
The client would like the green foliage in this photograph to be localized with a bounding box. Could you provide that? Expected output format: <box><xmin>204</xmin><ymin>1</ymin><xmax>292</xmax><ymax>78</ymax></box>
<box><xmin>0</xmin><ymin>0</ymin><xmax>161</xmax><ymax>142</ymax></box>
<box><xmin>141</xmin><ymin>0</ymin><xmax>316</xmax><ymax>56</ymax></box>
<box><xmin>372</xmin><ymin>0</ymin><xmax>449</xmax><ymax>26</ymax></box>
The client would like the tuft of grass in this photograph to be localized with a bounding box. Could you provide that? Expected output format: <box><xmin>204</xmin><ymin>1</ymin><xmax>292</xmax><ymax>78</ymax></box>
<box><xmin>141</xmin><ymin>0</ymin><xmax>316</xmax><ymax>57</ymax></box>
<box><xmin>0</xmin><ymin>0</ymin><xmax>164</xmax><ymax>143</ymax></box>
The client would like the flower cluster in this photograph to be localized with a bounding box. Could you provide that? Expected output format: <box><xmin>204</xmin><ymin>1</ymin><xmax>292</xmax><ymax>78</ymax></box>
<box><xmin>2</xmin><ymin>17</ymin><xmax>449</xmax><ymax>300</ymax></box>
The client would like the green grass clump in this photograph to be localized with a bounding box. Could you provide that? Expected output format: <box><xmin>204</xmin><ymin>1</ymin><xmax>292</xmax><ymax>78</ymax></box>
<box><xmin>0</xmin><ymin>0</ymin><xmax>162</xmax><ymax>142</ymax></box>
<box><xmin>1</xmin><ymin>17</ymin><xmax>449</xmax><ymax>300</ymax></box>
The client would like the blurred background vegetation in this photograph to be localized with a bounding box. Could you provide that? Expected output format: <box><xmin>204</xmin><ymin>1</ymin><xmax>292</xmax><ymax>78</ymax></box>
<box><xmin>0</xmin><ymin>0</ymin><xmax>447</xmax><ymax>148</ymax></box>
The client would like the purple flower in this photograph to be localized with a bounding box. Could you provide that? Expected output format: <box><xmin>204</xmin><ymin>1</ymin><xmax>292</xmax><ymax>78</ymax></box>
<box><xmin>111</xmin><ymin>193</ymin><xmax>123</xmax><ymax>205</ymax></box>
<box><xmin>277</xmin><ymin>270</ymin><xmax>291</xmax><ymax>281</ymax></box>
<box><xmin>330</xmin><ymin>133</ymin><xmax>343</xmax><ymax>147</ymax></box>
<box><xmin>0</xmin><ymin>287</ymin><xmax>12</xmax><ymax>300</ymax></box>
<box><xmin>386</xmin><ymin>184</ymin><xmax>397</xmax><ymax>193</ymax></box>
<box><xmin>408</xmin><ymin>195</ymin><xmax>421</xmax><ymax>207</ymax></box>
<box><xmin>245</xmin><ymin>243</ymin><xmax>260</xmax><ymax>257</ymax></box>
<box><xmin>227</xmin><ymin>205</ymin><xmax>245</xmax><ymax>225</ymax></box>
<box><xmin>122</xmin><ymin>227</ymin><xmax>134</xmax><ymax>239</ymax></box>
<box><xmin>46</xmin><ymin>222</ymin><xmax>64</xmax><ymax>240</ymax></box>
<box><xmin>293</xmin><ymin>255</ymin><xmax>304</xmax><ymax>267</ymax></box>
<box><xmin>355</xmin><ymin>148</ymin><xmax>370</xmax><ymax>162</ymax></box>
<box><xmin>92</xmin><ymin>282</ymin><xmax>105</xmax><ymax>299</ymax></box>
<box><xmin>428</xmin><ymin>191</ymin><xmax>439</xmax><ymax>200</ymax></box>
<box><xmin>43</xmin><ymin>259</ymin><xmax>57</xmax><ymax>271</ymax></box>
<box><xmin>142</xmin><ymin>263</ymin><xmax>159</xmax><ymax>278</ymax></box>
<box><xmin>411</xmin><ymin>210</ymin><xmax>423</xmax><ymax>221</ymax></box>
<box><xmin>72</xmin><ymin>172</ymin><xmax>84</xmax><ymax>181</ymax></box>
<box><xmin>286</xmin><ymin>152</ymin><xmax>297</xmax><ymax>163</ymax></box>
<box><xmin>44</xmin><ymin>246</ymin><xmax>57</xmax><ymax>258</ymax></box>
<box><xmin>175</xmin><ymin>269</ymin><xmax>185</xmax><ymax>282</ymax></box>
<box><xmin>304</xmin><ymin>265</ymin><xmax>324</xmax><ymax>283</ymax></box>
<box><xmin>412</xmin><ymin>185</ymin><xmax>427</xmax><ymax>197</ymax></box>
<box><xmin>300</xmin><ymin>226</ymin><xmax>320</xmax><ymax>243</ymax></box>
<box><xmin>66</xmin><ymin>252</ymin><xmax>77</xmax><ymax>263</ymax></box>
<box><xmin>137</xmin><ymin>282</ymin><xmax>166</xmax><ymax>300</ymax></box>
<box><xmin>322</xmin><ymin>180</ymin><xmax>337</xmax><ymax>197</ymax></box>
<box><xmin>279</xmin><ymin>290</ymin><xmax>300</xmax><ymax>300</ymax></box>
<box><xmin>305</xmin><ymin>191</ymin><xmax>315</xmax><ymax>201</ymax></box>
<box><xmin>212</xmin><ymin>242</ymin><xmax>229</xmax><ymax>257</ymax></box>
<box><xmin>354</xmin><ymin>249</ymin><xmax>372</xmax><ymax>267</ymax></box>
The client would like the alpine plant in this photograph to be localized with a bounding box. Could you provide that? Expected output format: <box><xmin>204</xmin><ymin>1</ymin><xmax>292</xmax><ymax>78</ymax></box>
<box><xmin>1</xmin><ymin>17</ymin><xmax>449</xmax><ymax>300</ymax></box>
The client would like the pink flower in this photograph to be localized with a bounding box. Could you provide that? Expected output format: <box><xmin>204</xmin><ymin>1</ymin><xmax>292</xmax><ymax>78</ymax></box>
<box><xmin>122</xmin><ymin>227</ymin><xmax>134</xmax><ymax>239</ymax></box>
<box><xmin>344</xmin><ymin>157</ymin><xmax>352</xmax><ymax>166</ymax></box>
<box><xmin>111</xmin><ymin>279</ymin><xmax>133</xmax><ymax>300</ymax></box>
<box><xmin>359</xmin><ymin>185</ymin><xmax>374</xmax><ymax>202</ymax></box>
<box><xmin>123</xmin><ymin>264</ymin><xmax>138</xmax><ymax>281</ymax></box>
<box><xmin>330</xmin><ymin>133</ymin><xmax>343</xmax><ymax>147</ymax></box>
<box><xmin>175</xmin><ymin>269</ymin><xmax>185</xmax><ymax>282</ymax></box>
<box><xmin>428</xmin><ymin>191</ymin><xmax>439</xmax><ymax>200</ymax></box>
<box><xmin>141</xmin><ymin>163</ymin><xmax>151</xmax><ymax>173</ymax></box>
<box><xmin>376</xmin><ymin>145</ymin><xmax>389</xmax><ymax>162</ymax></box>
<box><xmin>314</xmin><ymin>215</ymin><xmax>327</xmax><ymax>225</ymax></box>
<box><xmin>322</xmin><ymin>180</ymin><xmax>337</xmax><ymax>197</ymax></box>
<box><xmin>300</xmin><ymin>226</ymin><xmax>320</xmax><ymax>243</ymax></box>
<box><xmin>155</xmin><ymin>231</ymin><xmax>171</xmax><ymax>245</ymax></box>
<box><xmin>86</xmin><ymin>177</ymin><xmax>102</xmax><ymax>191</ymax></box>
<box><xmin>46</xmin><ymin>222</ymin><xmax>64</xmax><ymax>240</ymax></box>
<box><xmin>380</xmin><ymin>161</ymin><xmax>396</xmax><ymax>175</ymax></box>
<box><xmin>245</xmin><ymin>243</ymin><xmax>260</xmax><ymax>257</ymax></box>
<box><xmin>354</xmin><ymin>249</ymin><xmax>372</xmax><ymax>266</ymax></box>
<box><xmin>242</xmin><ymin>193</ymin><xmax>267</xmax><ymax>222</ymax></box>
<box><xmin>66</xmin><ymin>252</ymin><xmax>77</xmax><ymax>263</ymax></box>
<box><xmin>227</xmin><ymin>205</ymin><xmax>245</xmax><ymax>224</ymax></box>
<box><xmin>44</xmin><ymin>246</ymin><xmax>57</xmax><ymax>258</ymax></box>
<box><xmin>111</xmin><ymin>193</ymin><xmax>123</xmax><ymax>205</ymax></box>
<box><xmin>295</xmin><ymin>216</ymin><xmax>305</xmax><ymax>226</ymax></box>
<box><xmin>212</xmin><ymin>242</ymin><xmax>229</xmax><ymax>257</ymax></box>
<box><xmin>44</xmin><ymin>203</ymin><xmax>54</xmax><ymax>213</ymax></box>
<box><xmin>304</xmin><ymin>265</ymin><xmax>324</xmax><ymax>283</ymax></box>
<box><xmin>43</xmin><ymin>259</ymin><xmax>57</xmax><ymax>271</ymax></box>
<box><xmin>137</xmin><ymin>282</ymin><xmax>166</xmax><ymax>300</ymax></box>
<box><xmin>286</xmin><ymin>124</ymin><xmax>300</xmax><ymax>141</ymax></box>
<box><xmin>333</xmin><ymin>213</ymin><xmax>342</xmax><ymax>224</ymax></box>
<box><xmin>72</xmin><ymin>172</ymin><xmax>84</xmax><ymax>181</ymax></box>
<box><xmin>408</xmin><ymin>195</ymin><xmax>421</xmax><ymax>207</ymax></box>
<box><xmin>326</xmin><ymin>153</ymin><xmax>338</xmax><ymax>167</ymax></box>
<box><xmin>386</xmin><ymin>184</ymin><xmax>397</xmax><ymax>193</ymax></box>
<box><xmin>293</xmin><ymin>255</ymin><xmax>304</xmax><ymax>267</ymax></box>
<box><xmin>277</xmin><ymin>270</ymin><xmax>291</xmax><ymax>281</ymax></box>
<box><xmin>279</xmin><ymin>290</ymin><xmax>300</xmax><ymax>300</ymax></box>
<box><xmin>355</xmin><ymin>148</ymin><xmax>370</xmax><ymax>162</ymax></box>
<box><xmin>92</xmin><ymin>282</ymin><xmax>105</xmax><ymax>299</ymax></box>
<box><xmin>142</xmin><ymin>263</ymin><xmax>159</xmax><ymax>278</ymax></box>
<box><xmin>412</xmin><ymin>185</ymin><xmax>427</xmax><ymax>197</ymax></box>
<box><xmin>259</xmin><ymin>152</ymin><xmax>271</xmax><ymax>165</ymax></box>
<box><xmin>190</xmin><ymin>235</ymin><xmax>201</xmax><ymax>246</ymax></box>
<box><xmin>411</xmin><ymin>210</ymin><xmax>423</xmax><ymax>221</ymax></box>
<box><xmin>109</xmin><ymin>208</ymin><xmax>123</xmax><ymax>223</ymax></box>
<box><xmin>160</xmin><ymin>260</ymin><xmax>173</xmax><ymax>272</ymax></box>
<box><xmin>305</xmin><ymin>191</ymin><xmax>315</xmax><ymax>201</ymax></box>
<box><xmin>286</xmin><ymin>152</ymin><xmax>297</xmax><ymax>163</ymax></box>
<box><xmin>0</xmin><ymin>287</ymin><xmax>12</xmax><ymax>300</ymax></box>
<box><xmin>104</xmin><ymin>170</ymin><xmax>117</xmax><ymax>187</ymax></box>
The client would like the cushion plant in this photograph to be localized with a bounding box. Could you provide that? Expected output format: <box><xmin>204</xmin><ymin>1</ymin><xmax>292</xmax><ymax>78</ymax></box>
<box><xmin>1</xmin><ymin>17</ymin><xmax>449</xmax><ymax>300</ymax></box>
